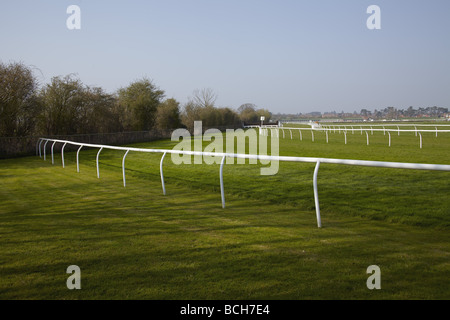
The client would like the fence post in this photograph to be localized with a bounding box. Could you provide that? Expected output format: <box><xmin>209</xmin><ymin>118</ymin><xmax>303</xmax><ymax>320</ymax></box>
<box><xmin>419</xmin><ymin>132</ymin><xmax>423</xmax><ymax>149</ymax></box>
<box><xmin>122</xmin><ymin>150</ymin><xmax>130</xmax><ymax>187</ymax></box>
<box><xmin>38</xmin><ymin>139</ymin><xmax>44</xmax><ymax>158</ymax></box>
<box><xmin>326</xmin><ymin>130</ymin><xmax>328</xmax><ymax>143</ymax></box>
<box><xmin>96</xmin><ymin>147</ymin><xmax>103</xmax><ymax>178</ymax></box>
<box><xmin>160</xmin><ymin>152</ymin><xmax>167</xmax><ymax>195</ymax></box>
<box><xmin>388</xmin><ymin>131</ymin><xmax>391</xmax><ymax>147</ymax></box>
<box><xmin>344</xmin><ymin>131</ymin><xmax>347</xmax><ymax>145</ymax></box>
<box><xmin>299</xmin><ymin>129</ymin><xmax>302</xmax><ymax>141</ymax></box>
<box><xmin>220</xmin><ymin>156</ymin><xmax>226</xmax><ymax>208</ymax></box>
<box><xmin>51</xmin><ymin>141</ymin><xmax>56</xmax><ymax>164</ymax></box>
<box><xmin>311</xmin><ymin>130</ymin><xmax>314</xmax><ymax>142</ymax></box>
<box><xmin>313</xmin><ymin>160</ymin><xmax>322</xmax><ymax>228</ymax></box>
<box><xmin>76</xmin><ymin>145</ymin><xmax>83</xmax><ymax>172</ymax></box>
<box><xmin>43</xmin><ymin>140</ymin><xmax>49</xmax><ymax>161</ymax></box>
<box><xmin>289</xmin><ymin>129</ymin><xmax>293</xmax><ymax>140</ymax></box>
<box><xmin>61</xmin><ymin>142</ymin><xmax>67</xmax><ymax>168</ymax></box>
<box><xmin>366</xmin><ymin>131</ymin><xmax>369</xmax><ymax>145</ymax></box>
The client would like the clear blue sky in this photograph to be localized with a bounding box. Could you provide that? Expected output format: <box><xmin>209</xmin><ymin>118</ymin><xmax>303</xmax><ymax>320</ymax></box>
<box><xmin>1</xmin><ymin>0</ymin><xmax>449</xmax><ymax>114</ymax></box>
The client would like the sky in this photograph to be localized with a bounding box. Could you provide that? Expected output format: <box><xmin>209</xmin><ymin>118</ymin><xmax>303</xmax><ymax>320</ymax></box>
<box><xmin>1</xmin><ymin>0</ymin><xmax>449</xmax><ymax>114</ymax></box>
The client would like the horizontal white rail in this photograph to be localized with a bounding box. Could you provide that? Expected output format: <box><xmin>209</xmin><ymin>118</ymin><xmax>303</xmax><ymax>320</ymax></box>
<box><xmin>264</xmin><ymin>126</ymin><xmax>450</xmax><ymax>148</ymax></box>
<box><xmin>322</xmin><ymin>124</ymin><xmax>450</xmax><ymax>127</ymax></box>
<box><xmin>278</xmin><ymin>126</ymin><xmax>450</xmax><ymax>133</ymax></box>
<box><xmin>37</xmin><ymin>137</ymin><xmax>450</xmax><ymax>228</ymax></box>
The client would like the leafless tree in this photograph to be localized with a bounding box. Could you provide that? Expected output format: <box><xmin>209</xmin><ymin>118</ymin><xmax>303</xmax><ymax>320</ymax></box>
<box><xmin>192</xmin><ymin>88</ymin><xmax>217</xmax><ymax>109</ymax></box>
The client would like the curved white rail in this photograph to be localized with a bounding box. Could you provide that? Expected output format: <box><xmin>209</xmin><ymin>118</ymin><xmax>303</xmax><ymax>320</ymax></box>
<box><xmin>37</xmin><ymin>138</ymin><xmax>450</xmax><ymax>228</ymax></box>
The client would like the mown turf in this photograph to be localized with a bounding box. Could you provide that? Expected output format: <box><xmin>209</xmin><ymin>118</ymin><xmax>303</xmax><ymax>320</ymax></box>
<box><xmin>0</xmin><ymin>128</ymin><xmax>449</xmax><ymax>299</ymax></box>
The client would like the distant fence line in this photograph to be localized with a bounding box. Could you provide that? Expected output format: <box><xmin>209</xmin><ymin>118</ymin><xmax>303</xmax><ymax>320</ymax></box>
<box><xmin>258</xmin><ymin>125</ymin><xmax>450</xmax><ymax>149</ymax></box>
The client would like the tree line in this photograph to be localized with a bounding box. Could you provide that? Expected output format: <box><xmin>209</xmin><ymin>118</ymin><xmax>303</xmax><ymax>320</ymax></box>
<box><xmin>0</xmin><ymin>61</ymin><xmax>272</xmax><ymax>137</ymax></box>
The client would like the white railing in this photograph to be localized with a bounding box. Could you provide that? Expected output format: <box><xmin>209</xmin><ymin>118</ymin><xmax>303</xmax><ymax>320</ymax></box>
<box><xmin>262</xmin><ymin>126</ymin><xmax>450</xmax><ymax>148</ymax></box>
<box><xmin>36</xmin><ymin>137</ymin><xmax>450</xmax><ymax>228</ymax></box>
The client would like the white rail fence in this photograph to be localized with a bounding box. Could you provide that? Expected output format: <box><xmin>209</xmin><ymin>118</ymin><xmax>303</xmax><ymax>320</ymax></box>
<box><xmin>260</xmin><ymin>126</ymin><xmax>450</xmax><ymax>148</ymax></box>
<box><xmin>37</xmin><ymin>138</ymin><xmax>450</xmax><ymax>228</ymax></box>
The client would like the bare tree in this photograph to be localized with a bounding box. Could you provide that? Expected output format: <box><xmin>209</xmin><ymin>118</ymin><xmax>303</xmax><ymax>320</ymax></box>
<box><xmin>192</xmin><ymin>88</ymin><xmax>217</xmax><ymax>109</ymax></box>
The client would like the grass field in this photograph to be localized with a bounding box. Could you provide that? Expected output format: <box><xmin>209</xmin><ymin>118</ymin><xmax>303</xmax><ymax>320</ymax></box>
<box><xmin>1</xmin><ymin>128</ymin><xmax>449</xmax><ymax>299</ymax></box>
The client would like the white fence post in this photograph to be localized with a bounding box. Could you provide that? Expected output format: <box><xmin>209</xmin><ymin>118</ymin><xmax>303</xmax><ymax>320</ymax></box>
<box><xmin>43</xmin><ymin>140</ymin><xmax>49</xmax><ymax>161</ymax></box>
<box><xmin>220</xmin><ymin>156</ymin><xmax>226</xmax><ymax>208</ymax></box>
<box><xmin>419</xmin><ymin>132</ymin><xmax>423</xmax><ymax>149</ymax></box>
<box><xmin>313</xmin><ymin>160</ymin><xmax>322</xmax><ymax>228</ymax></box>
<box><xmin>366</xmin><ymin>131</ymin><xmax>369</xmax><ymax>145</ymax></box>
<box><xmin>289</xmin><ymin>129</ymin><xmax>293</xmax><ymax>140</ymax></box>
<box><xmin>311</xmin><ymin>130</ymin><xmax>314</xmax><ymax>142</ymax></box>
<box><xmin>160</xmin><ymin>152</ymin><xmax>167</xmax><ymax>195</ymax></box>
<box><xmin>38</xmin><ymin>139</ymin><xmax>44</xmax><ymax>158</ymax></box>
<box><xmin>122</xmin><ymin>150</ymin><xmax>130</xmax><ymax>187</ymax></box>
<box><xmin>51</xmin><ymin>141</ymin><xmax>56</xmax><ymax>164</ymax></box>
<box><xmin>388</xmin><ymin>131</ymin><xmax>391</xmax><ymax>147</ymax></box>
<box><xmin>96</xmin><ymin>147</ymin><xmax>103</xmax><ymax>178</ymax></box>
<box><xmin>76</xmin><ymin>146</ymin><xmax>83</xmax><ymax>172</ymax></box>
<box><xmin>299</xmin><ymin>129</ymin><xmax>302</xmax><ymax>141</ymax></box>
<box><xmin>61</xmin><ymin>142</ymin><xmax>67</xmax><ymax>168</ymax></box>
<box><xmin>326</xmin><ymin>130</ymin><xmax>329</xmax><ymax>143</ymax></box>
<box><xmin>344</xmin><ymin>131</ymin><xmax>347</xmax><ymax>145</ymax></box>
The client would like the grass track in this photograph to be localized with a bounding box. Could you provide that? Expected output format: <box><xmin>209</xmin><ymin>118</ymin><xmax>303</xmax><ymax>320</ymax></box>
<box><xmin>1</xmin><ymin>129</ymin><xmax>449</xmax><ymax>299</ymax></box>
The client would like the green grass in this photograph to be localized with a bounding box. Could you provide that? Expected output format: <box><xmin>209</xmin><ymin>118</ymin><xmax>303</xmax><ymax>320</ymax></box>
<box><xmin>0</xmin><ymin>128</ymin><xmax>449</xmax><ymax>299</ymax></box>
